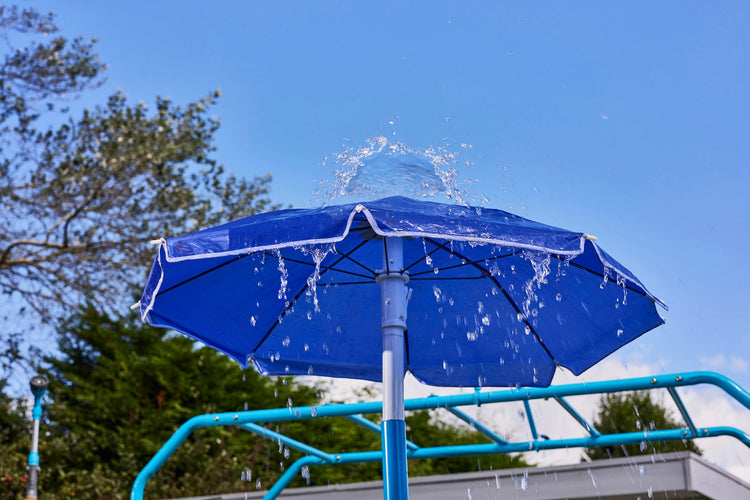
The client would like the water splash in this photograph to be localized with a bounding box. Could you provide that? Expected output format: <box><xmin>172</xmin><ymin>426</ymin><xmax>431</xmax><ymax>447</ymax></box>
<box><xmin>316</xmin><ymin>136</ymin><xmax>473</xmax><ymax>206</ymax></box>
<box><xmin>276</xmin><ymin>250</ymin><xmax>289</xmax><ymax>304</ymax></box>
<box><xmin>521</xmin><ymin>251</ymin><xmax>551</xmax><ymax>319</ymax></box>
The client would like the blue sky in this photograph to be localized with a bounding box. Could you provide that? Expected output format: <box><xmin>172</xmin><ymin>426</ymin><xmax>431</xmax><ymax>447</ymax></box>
<box><xmin>31</xmin><ymin>0</ymin><xmax>750</xmax><ymax>476</ymax></box>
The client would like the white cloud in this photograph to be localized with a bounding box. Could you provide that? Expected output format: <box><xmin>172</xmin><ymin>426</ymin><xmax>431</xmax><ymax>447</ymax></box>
<box><xmin>730</xmin><ymin>357</ymin><xmax>749</xmax><ymax>374</ymax></box>
<box><xmin>700</xmin><ymin>354</ymin><xmax>727</xmax><ymax>371</ymax></box>
<box><xmin>699</xmin><ymin>354</ymin><xmax>749</xmax><ymax>374</ymax></box>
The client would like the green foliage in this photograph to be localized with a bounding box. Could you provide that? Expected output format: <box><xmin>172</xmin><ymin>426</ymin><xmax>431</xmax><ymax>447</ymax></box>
<box><xmin>586</xmin><ymin>391</ymin><xmax>702</xmax><ymax>460</ymax></box>
<box><xmin>16</xmin><ymin>307</ymin><xmax>529</xmax><ymax>498</ymax></box>
<box><xmin>0</xmin><ymin>5</ymin><xmax>275</xmax><ymax>373</ymax></box>
<box><xmin>38</xmin><ymin>306</ymin><xmax>320</xmax><ymax>499</ymax></box>
<box><xmin>0</xmin><ymin>379</ymin><xmax>31</xmax><ymax>500</ymax></box>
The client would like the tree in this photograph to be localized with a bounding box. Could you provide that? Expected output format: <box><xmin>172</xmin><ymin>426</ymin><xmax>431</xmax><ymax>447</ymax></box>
<box><xmin>0</xmin><ymin>5</ymin><xmax>274</xmax><ymax>372</ymax></box>
<box><xmin>0</xmin><ymin>379</ymin><xmax>31</xmax><ymax>500</ymax></box>
<box><xmin>29</xmin><ymin>306</ymin><xmax>529</xmax><ymax>499</ymax></box>
<box><xmin>586</xmin><ymin>391</ymin><xmax>701</xmax><ymax>460</ymax></box>
<box><xmin>38</xmin><ymin>306</ymin><xmax>321</xmax><ymax>499</ymax></box>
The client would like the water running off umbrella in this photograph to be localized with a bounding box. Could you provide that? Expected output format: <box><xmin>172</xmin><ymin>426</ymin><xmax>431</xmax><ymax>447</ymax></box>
<box><xmin>254</xmin><ymin>136</ymin><xmax>634</xmax><ymax>380</ymax></box>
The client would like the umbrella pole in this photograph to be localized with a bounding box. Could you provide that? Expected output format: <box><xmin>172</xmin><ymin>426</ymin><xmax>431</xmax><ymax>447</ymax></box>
<box><xmin>378</xmin><ymin>237</ymin><xmax>409</xmax><ymax>500</ymax></box>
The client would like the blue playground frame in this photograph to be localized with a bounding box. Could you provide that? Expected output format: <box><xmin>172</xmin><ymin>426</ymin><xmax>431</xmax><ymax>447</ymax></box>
<box><xmin>130</xmin><ymin>371</ymin><xmax>750</xmax><ymax>500</ymax></box>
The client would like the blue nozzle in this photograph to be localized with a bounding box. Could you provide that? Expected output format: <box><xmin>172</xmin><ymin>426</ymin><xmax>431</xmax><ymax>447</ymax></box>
<box><xmin>30</xmin><ymin>375</ymin><xmax>48</xmax><ymax>400</ymax></box>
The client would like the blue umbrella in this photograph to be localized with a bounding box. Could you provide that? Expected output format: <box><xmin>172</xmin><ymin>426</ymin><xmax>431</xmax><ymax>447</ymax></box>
<box><xmin>139</xmin><ymin>195</ymin><xmax>665</xmax><ymax>499</ymax></box>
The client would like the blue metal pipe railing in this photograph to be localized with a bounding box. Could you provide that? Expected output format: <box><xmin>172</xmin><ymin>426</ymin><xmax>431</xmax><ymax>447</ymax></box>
<box><xmin>522</xmin><ymin>399</ymin><xmax>539</xmax><ymax>440</ymax></box>
<box><xmin>445</xmin><ymin>406</ymin><xmax>508</xmax><ymax>445</ymax></box>
<box><xmin>130</xmin><ymin>371</ymin><xmax>750</xmax><ymax>500</ymax></box>
<box><xmin>345</xmin><ymin>414</ymin><xmax>421</xmax><ymax>450</ymax></box>
<box><xmin>554</xmin><ymin>395</ymin><xmax>601</xmax><ymax>437</ymax></box>
<box><xmin>666</xmin><ymin>386</ymin><xmax>699</xmax><ymax>437</ymax></box>
<box><xmin>240</xmin><ymin>422</ymin><xmax>336</xmax><ymax>462</ymax></box>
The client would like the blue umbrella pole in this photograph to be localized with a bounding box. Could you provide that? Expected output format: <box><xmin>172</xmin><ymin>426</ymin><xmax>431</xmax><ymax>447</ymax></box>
<box><xmin>378</xmin><ymin>237</ymin><xmax>409</xmax><ymax>499</ymax></box>
<box><xmin>25</xmin><ymin>375</ymin><xmax>48</xmax><ymax>500</ymax></box>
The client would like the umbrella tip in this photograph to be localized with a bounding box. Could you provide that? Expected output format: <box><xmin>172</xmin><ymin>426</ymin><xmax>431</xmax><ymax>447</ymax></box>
<box><xmin>130</xmin><ymin>302</ymin><xmax>141</xmax><ymax>311</ymax></box>
<box><xmin>583</xmin><ymin>234</ymin><xmax>598</xmax><ymax>241</ymax></box>
<box><xmin>150</xmin><ymin>239</ymin><xmax>164</xmax><ymax>245</ymax></box>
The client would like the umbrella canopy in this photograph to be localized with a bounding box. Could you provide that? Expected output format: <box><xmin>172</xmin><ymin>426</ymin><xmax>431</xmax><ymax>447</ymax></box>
<box><xmin>140</xmin><ymin>196</ymin><xmax>665</xmax><ymax>388</ymax></box>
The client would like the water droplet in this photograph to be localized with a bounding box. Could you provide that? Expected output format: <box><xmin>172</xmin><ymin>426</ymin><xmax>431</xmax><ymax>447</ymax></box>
<box><xmin>249</xmin><ymin>316</ymin><xmax>257</xmax><ymax>326</ymax></box>
<box><xmin>587</xmin><ymin>469</ymin><xmax>598</xmax><ymax>489</ymax></box>
<box><xmin>256</xmin><ymin>478</ymin><xmax>261</xmax><ymax>490</ymax></box>
<box><xmin>282</xmin><ymin>336</ymin><xmax>290</xmax><ymax>347</ymax></box>
<box><xmin>555</xmin><ymin>293</ymin><xmax>562</xmax><ymax>302</ymax></box>
<box><xmin>304</xmin><ymin>343</ymin><xmax>310</xmax><ymax>352</ymax></box>
<box><xmin>616</xmin><ymin>328</ymin><xmax>623</xmax><ymax>337</ymax></box>
<box><xmin>481</xmin><ymin>315</ymin><xmax>490</xmax><ymax>326</ymax></box>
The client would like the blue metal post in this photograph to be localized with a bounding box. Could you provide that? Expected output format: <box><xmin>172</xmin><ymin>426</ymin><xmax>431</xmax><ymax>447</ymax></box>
<box><xmin>25</xmin><ymin>375</ymin><xmax>48</xmax><ymax>500</ymax></box>
<box><xmin>379</xmin><ymin>237</ymin><xmax>409</xmax><ymax>499</ymax></box>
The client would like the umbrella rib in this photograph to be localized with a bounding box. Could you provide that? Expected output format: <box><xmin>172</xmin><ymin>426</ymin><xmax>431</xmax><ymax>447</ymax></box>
<box><xmin>250</xmin><ymin>239</ymin><xmax>373</xmax><ymax>354</ymax></box>
<box><xmin>402</xmin><ymin>240</ymin><xmax>451</xmax><ymax>272</ymax></box>
<box><xmin>331</xmin><ymin>247</ymin><xmax>378</xmax><ymax>276</ymax></box>
<box><xmin>548</xmin><ymin>254</ymin><xmax>656</xmax><ymax>303</ymax></box>
<box><xmin>407</xmin><ymin>250</ymin><xmax>519</xmax><ymax>278</ymax></box>
<box><xmin>263</xmin><ymin>251</ymin><xmax>374</xmax><ymax>280</ymax></box>
<box><xmin>409</xmin><ymin>276</ymin><xmax>486</xmax><ymax>281</ymax></box>
<box><xmin>425</xmin><ymin>238</ymin><xmax>558</xmax><ymax>365</ymax></box>
<box><xmin>156</xmin><ymin>253</ymin><xmax>251</xmax><ymax>295</ymax></box>
<box><xmin>319</xmin><ymin>281</ymin><xmax>374</xmax><ymax>286</ymax></box>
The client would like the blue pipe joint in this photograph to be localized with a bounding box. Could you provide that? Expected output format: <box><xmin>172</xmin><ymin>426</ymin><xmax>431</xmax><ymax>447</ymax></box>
<box><xmin>382</xmin><ymin>419</ymin><xmax>408</xmax><ymax>500</ymax></box>
<box><xmin>28</xmin><ymin>451</ymin><xmax>39</xmax><ymax>467</ymax></box>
